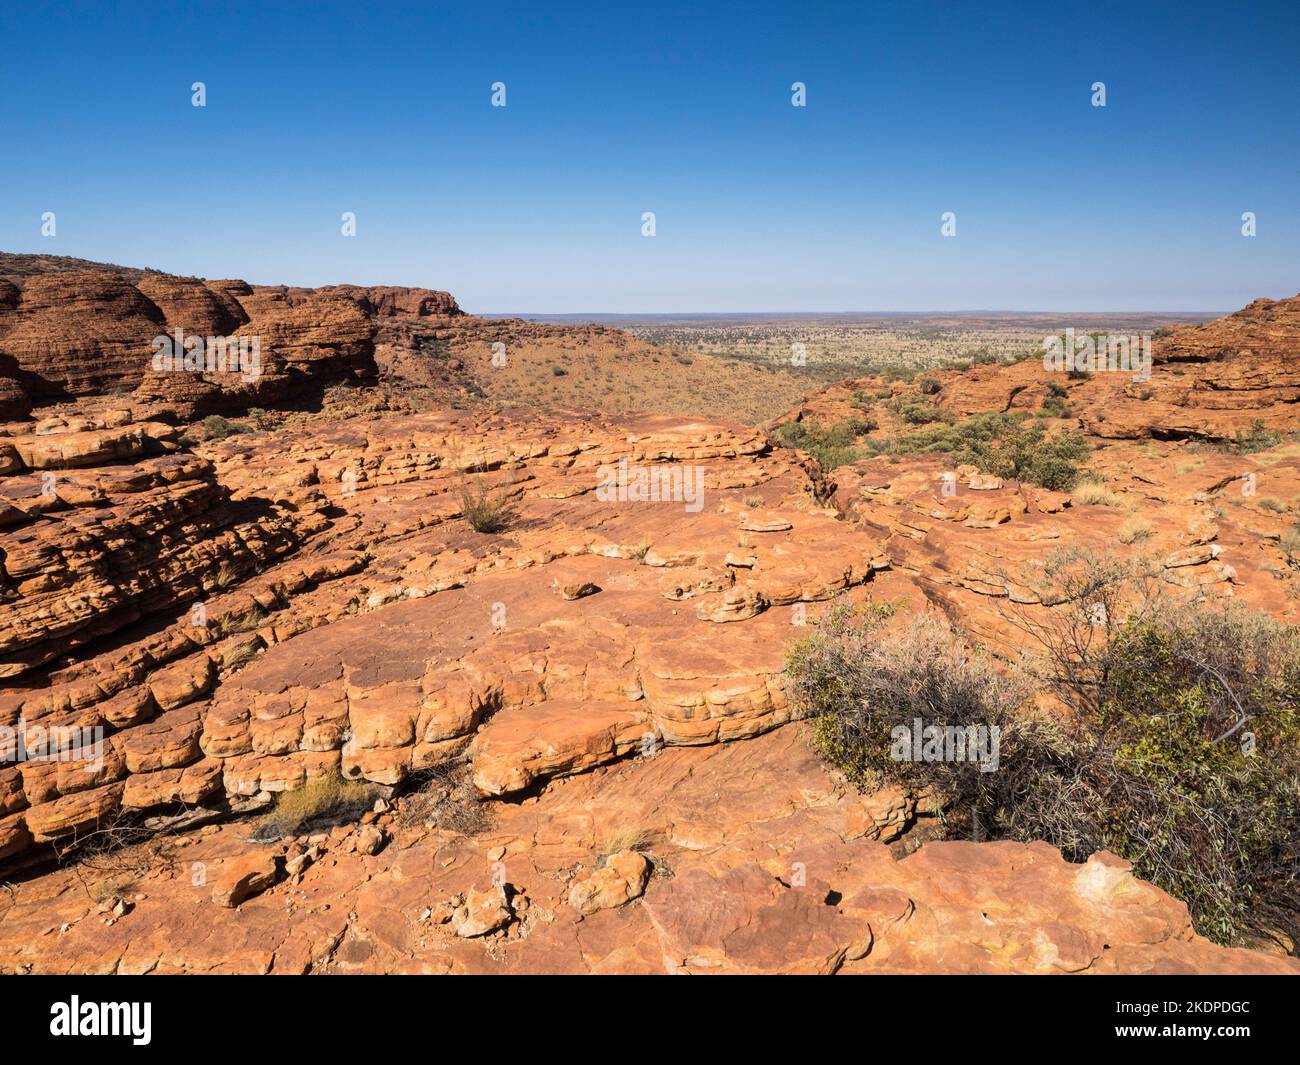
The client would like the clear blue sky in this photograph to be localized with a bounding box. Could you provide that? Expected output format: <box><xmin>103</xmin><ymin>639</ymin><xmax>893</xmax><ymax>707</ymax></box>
<box><xmin>1</xmin><ymin>1</ymin><xmax>1295</xmax><ymax>312</ymax></box>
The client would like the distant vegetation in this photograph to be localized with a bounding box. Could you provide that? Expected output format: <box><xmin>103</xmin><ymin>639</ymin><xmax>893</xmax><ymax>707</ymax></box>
<box><xmin>0</xmin><ymin>250</ymin><xmax>164</xmax><ymax>281</ymax></box>
<box><xmin>775</xmin><ymin>409</ymin><xmax>1089</xmax><ymax>489</ymax></box>
<box><xmin>775</xmin><ymin>417</ymin><xmax>874</xmax><ymax>470</ymax></box>
<box><xmin>889</xmin><ymin>411</ymin><xmax>1089</xmax><ymax>490</ymax></box>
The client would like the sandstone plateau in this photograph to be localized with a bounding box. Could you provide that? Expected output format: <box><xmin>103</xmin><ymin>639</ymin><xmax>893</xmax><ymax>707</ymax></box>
<box><xmin>1</xmin><ymin>257</ymin><xmax>1297</xmax><ymax>975</ymax></box>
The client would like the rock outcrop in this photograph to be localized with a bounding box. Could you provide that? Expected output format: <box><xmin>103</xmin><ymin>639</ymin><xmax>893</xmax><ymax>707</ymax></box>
<box><xmin>1</xmin><ymin>727</ymin><xmax>1292</xmax><ymax>974</ymax></box>
<box><xmin>0</xmin><ymin>271</ymin><xmax>380</xmax><ymax>419</ymax></box>
<box><xmin>1</xmin><ymin>269</ymin><xmax>1296</xmax><ymax>976</ymax></box>
<box><xmin>780</xmin><ymin>293</ymin><xmax>1300</xmax><ymax>445</ymax></box>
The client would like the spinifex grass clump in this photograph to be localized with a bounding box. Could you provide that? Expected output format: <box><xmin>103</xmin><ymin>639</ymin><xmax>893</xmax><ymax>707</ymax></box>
<box><xmin>789</xmin><ymin>591</ymin><xmax>1300</xmax><ymax>949</ymax></box>
<box><xmin>459</xmin><ymin>472</ymin><xmax>516</xmax><ymax>533</ymax></box>
<box><xmin>252</xmin><ymin>772</ymin><xmax>377</xmax><ymax>841</ymax></box>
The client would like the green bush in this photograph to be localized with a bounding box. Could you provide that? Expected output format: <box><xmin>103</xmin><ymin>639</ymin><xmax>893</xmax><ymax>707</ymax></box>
<box><xmin>1236</xmin><ymin>420</ymin><xmax>1283</xmax><ymax>455</ymax></box>
<box><xmin>897</xmin><ymin>402</ymin><xmax>956</xmax><ymax>426</ymax></box>
<box><xmin>776</xmin><ymin>417</ymin><xmax>874</xmax><ymax>470</ymax></box>
<box><xmin>792</xmin><ymin>605</ymin><xmax>1048</xmax><ymax>801</ymax></box>
<box><xmin>890</xmin><ymin>411</ymin><xmax>1089</xmax><ymax>490</ymax></box>
<box><xmin>789</xmin><ymin>597</ymin><xmax>1300</xmax><ymax>948</ymax></box>
<box><xmin>198</xmin><ymin>414</ymin><xmax>250</xmax><ymax>440</ymax></box>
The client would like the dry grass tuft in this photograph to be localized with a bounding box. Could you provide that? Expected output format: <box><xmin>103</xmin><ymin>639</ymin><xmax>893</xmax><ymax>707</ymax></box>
<box><xmin>253</xmin><ymin>773</ymin><xmax>376</xmax><ymax>841</ymax></box>
<box><xmin>1117</xmin><ymin>515</ymin><xmax>1154</xmax><ymax>544</ymax></box>
<box><xmin>1073</xmin><ymin>482</ymin><xmax>1125</xmax><ymax>507</ymax></box>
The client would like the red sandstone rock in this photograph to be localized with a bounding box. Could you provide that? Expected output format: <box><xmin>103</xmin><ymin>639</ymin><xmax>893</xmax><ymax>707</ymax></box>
<box><xmin>211</xmin><ymin>850</ymin><xmax>280</xmax><ymax>907</ymax></box>
<box><xmin>568</xmin><ymin>850</ymin><xmax>652</xmax><ymax>914</ymax></box>
<box><xmin>0</xmin><ymin>278</ymin><xmax>1296</xmax><ymax>975</ymax></box>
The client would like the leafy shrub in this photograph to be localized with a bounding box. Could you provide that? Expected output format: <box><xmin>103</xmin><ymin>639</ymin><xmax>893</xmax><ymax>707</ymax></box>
<box><xmin>185</xmin><ymin>414</ymin><xmax>250</xmax><ymax>442</ymax></box>
<box><xmin>1236</xmin><ymin>420</ymin><xmax>1282</xmax><ymax>455</ymax></box>
<box><xmin>775</xmin><ymin>418</ymin><xmax>873</xmax><ymax>470</ymax></box>
<box><xmin>790</xmin><ymin>591</ymin><xmax>1300</xmax><ymax>948</ymax></box>
<box><xmin>1040</xmin><ymin>381</ymin><xmax>1071</xmax><ymax>418</ymax></box>
<box><xmin>792</xmin><ymin>606</ymin><xmax>1046</xmax><ymax>803</ymax></box>
<box><xmin>890</xmin><ymin>411</ymin><xmax>1089</xmax><ymax>491</ymax></box>
<box><xmin>898</xmin><ymin>402</ymin><xmax>955</xmax><ymax>426</ymax></box>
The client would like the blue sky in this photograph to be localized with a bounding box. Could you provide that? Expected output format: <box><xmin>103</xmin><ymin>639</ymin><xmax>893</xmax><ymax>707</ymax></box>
<box><xmin>1</xmin><ymin>1</ymin><xmax>1296</xmax><ymax>312</ymax></box>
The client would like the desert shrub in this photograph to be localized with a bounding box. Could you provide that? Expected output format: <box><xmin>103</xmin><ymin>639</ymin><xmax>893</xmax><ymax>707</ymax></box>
<box><xmin>1282</xmin><ymin>523</ymin><xmax>1300</xmax><ymax>554</ymax></box>
<box><xmin>1033</xmin><ymin>607</ymin><xmax>1300</xmax><ymax>947</ymax></box>
<box><xmin>459</xmin><ymin>473</ymin><xmax>516</xmax><ymax>533</ymax></box>
<box><xmin>892</xmin><ymin>411</ymin><xmax>1089</xmax><ymax>491</ymax></box>
<box><xmin>182</xmin><ymin>415</ymin><xmax>250</xmax><ymax>443</ymax></box>
<box><xmin>791</xmin><ymin>606</ymin><xmax>1049</xmax><ymax>808</ymax></box>
<box><xmin>919</xmin><ymin>377</ymin><xmax>942</xmax><ymax>395</ymax></box>
<box><xmin>1236</xmin><ymin>420</ymin><xmax>1283</xmax><ymax>455</ymax></box>
<box><xmin>790</xmin><ymin>588</ymin><xmax>1300</xmax><ymax>948</ymax></box>
<box><xmin>897</xmin><ymin>402</ymin><xmax>955</xmax><ymax>426</ymax></box>
<box><xmin>253</xmin><ymin>773</ymin><xmax>377</xmax><ymax>841</ymax></box>
<box><xmin>397</xmin><ymin>762</ymin><xmax>492</xmax><ymax>835</ymax></box>
<box><xmin>1040</xmin><ymin>381</ymin><xmax>1071</xmax><ymax>418</ymax></box>
<box><xmin>245</xmin><ymin>407</ymin><xmax>277</xmax><ymax>430</ymax></box>
<box><xmin>202</xmin><ymin>415</ymin><xmax>250</xmax><ymax>438</ymax></box>
<box><xmin>775</xmin><ymin>418</ymin><xmax>871</xmax><ymax>470</ymax></box>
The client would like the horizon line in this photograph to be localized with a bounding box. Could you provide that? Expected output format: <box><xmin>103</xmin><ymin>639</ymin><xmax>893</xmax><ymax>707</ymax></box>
<box><xmin>480</xmin><ymin>308</ymin><xmax>1230</xmax><ymax>318</ymax></box>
